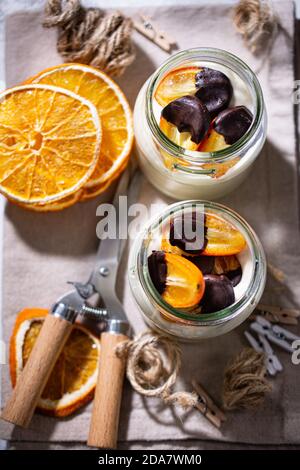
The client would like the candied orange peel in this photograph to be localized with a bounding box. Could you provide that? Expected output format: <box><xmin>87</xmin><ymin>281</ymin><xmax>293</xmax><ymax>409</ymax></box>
<box><xmin>162</xmin><ymin>253</ymin><xmax>205</xmax><ymax>309</ymax></box>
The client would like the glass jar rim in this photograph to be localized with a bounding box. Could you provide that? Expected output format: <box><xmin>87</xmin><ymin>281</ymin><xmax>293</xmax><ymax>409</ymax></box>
<box><xmin>146</xmin><ymin>47</ymin><xmax>264</xmax><ymax>165</ymax></box>
<box><xmin>136</xmin><ymin>200</ymin><xmax>266</xmax><ymax>326</ymax></box>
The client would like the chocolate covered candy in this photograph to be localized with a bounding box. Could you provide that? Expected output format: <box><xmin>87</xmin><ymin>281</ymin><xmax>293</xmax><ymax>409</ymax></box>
<box><xmin>195</xmin><ymin>67</ymin><xmax>233</xmax><ymax>118</ymax></box>
<box><xmin>163</xmin><ymin>212</ymin><xmax>246</xmax><ymax>257</ymax></box>
<box><xmin>161</xmin><ymin>95</ymin><xmax>211</xmax><ymax>144</ymax></box>
<box><xmin>185</xmin><ymin>255</ymin><xmax>215</xmax><ymax>274</ymax></box>
<box><xmin>148</xmin><ymin>251</ymin><xmax>167</xmax><ymax>294</ymax></box>
<box><xmin>169</xmin><ymin>212</ymin><xmax>207</xmax><ymax>254</ymax></box>
<box><xmin>201</xmin><ymin>274</ymin><xmax>235</xmax><ymax>313</ymax></box>
<box><xmin>214</xmin><ymin>106</ymin><xmax>253</xmax><ymax>145</ymax></box>
<box><xmin>199</xmin><ymin>106</ymin><xmax>253</xmax><ymax>152</ymax></box>
<box><xmin>225</xmin><ymin>268</ymin><xmax>242</xmax><ymax>287</ymax></box>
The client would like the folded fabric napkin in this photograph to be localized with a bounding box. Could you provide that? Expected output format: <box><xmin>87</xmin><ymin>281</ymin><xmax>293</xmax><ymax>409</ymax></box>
<box><xmin>1</xmin><ymin>1</ymin><xmax>300</xmax><ymax>446</ymax></box>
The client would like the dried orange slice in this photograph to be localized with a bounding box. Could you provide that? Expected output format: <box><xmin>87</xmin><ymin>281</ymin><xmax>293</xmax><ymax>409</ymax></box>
<box><xmin>28</xmin><ymin>64</ymin><xmax>133</xmax><ymax>187</ymax></box>
<box><xmin>10</xmin><ymin>308</ymin><xmax>100</xmax><ymax>417</ymax></box>
<box><xmin>80</xmin><ymin>179</ymin><xmax>111</xmax><ymax>202</ymax></box>
<box><xmin>203</xmin><ymin>213</ymin><xmax>246</xmax><ymax>256</ymax></box>
<box><xmin>80</xmin><ymin>154</ymin><xmax>129</xmax><ymax>201</ymax></box>
<box><xmin>163</xmin><ymin>253</ymin><xmax>205</xmax><ymax>309</ymax></box>
<box><xmin>18</xmin><ymin>163</ymin><xmax>125</xmax><ymax>208</ymax></box>
<box><xmin>155</xmin><ymin>66</ymin><xmax>200</xmax><ymax>107</ymax></box>
<box><xmin>0</xmin><ymin>84</ymin><xmax>101</xmax><ymax>204</ymax></box>
<box><xmin>18</xmin><ymin>191</ymin><xmax>82</xmax><ymax>212</ymax></box>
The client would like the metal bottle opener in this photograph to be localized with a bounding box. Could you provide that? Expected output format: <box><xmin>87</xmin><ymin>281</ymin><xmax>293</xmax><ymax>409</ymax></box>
<box><xmin>1</xmin><ymin>166</ymin><xmax>141</xmax><ymax>449</ymax></box>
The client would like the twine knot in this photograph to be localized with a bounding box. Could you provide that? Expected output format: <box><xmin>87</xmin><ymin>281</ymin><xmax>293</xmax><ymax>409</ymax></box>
<box><xmin>117</xmin><ymin>334</ymin><xmax>271</xmax><ymax>416</ymax></box>
<box><xmin>43</xmin><ymin>0</ymin><xmax>135</xmax><ymax>77</ymax></box>
<box><xmin>116</xmin><ymin>331</ymin><xmax>198</xmax><ymax>410</ymax></box>
<box><xmin>222</xmin><ymin>347</ymin><xmax>272</xmax><ymax>410</ymax></box>
<box><xmin>233</xmin><ymin>0</ymin><xmax>278</xmax><ymax>53</ymax></box>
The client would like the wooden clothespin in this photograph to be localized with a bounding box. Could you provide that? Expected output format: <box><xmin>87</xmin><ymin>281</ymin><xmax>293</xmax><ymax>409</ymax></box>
<box><xmin>250</xmin><ymin>315</ymin><xmax>300</xmax><ymax>353</ymax></box>
<box><xmin>133</xmin><ymin>14</ymin><xmax>177</xmax><ymax>53</ymax></box>
<box><xmin>251</xmin><ymin>304</ymin><xmax>300</xmax><ymax>325</ymax></box>
<box><xmin>267</xmin><ymin>262</ymin><xmax>285</xmax><ymax>283</ymax></box>
<box><xmin>191</xmin><ymin>379</ymin><xmax>226</xmax><ymax>429</ymax></box>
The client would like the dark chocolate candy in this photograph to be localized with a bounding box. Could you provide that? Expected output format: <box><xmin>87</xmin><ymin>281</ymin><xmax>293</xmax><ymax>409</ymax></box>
<box><xmin>148</xmin><ymin>251</ymin><xmax>167</xmax><ymax>294</ymax></box>
<box><xmin>226</xmin><ymin>267</ymin><xmax>242</xmax><ymax>287</ymax></box>
<box><xmin>201</xmin><ymin>274</ymin><xmax>235</xmax><ymax>313</ymax></box>
<box><xmin>195</xmin><ymin>67</ymin><xmax>233</xmax><ymax>118</ymax></box>
<box><xmin>185</xmin><ymin>255</ymin><xmax>215</xmax><ymax>274</ymax></box>
<box><xmin>161</xmin><ymin>95</ymin><xmax>211</xmax><ymax>144</ymax></box>
<box><xmin>169</xmin><ymin>212</ymin><xmax>207</xmax><ymax>254</ymax></box>
<box><xmin>214</xmin><ymin>106</ymin><xmax>253</xmax><ymax>145</ymax></box>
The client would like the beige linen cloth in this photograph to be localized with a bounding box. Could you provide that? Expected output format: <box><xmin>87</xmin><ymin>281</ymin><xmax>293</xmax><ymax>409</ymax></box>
<box><xmin>1</xmin><ymin>2</ymin><xmax>300</xmax><ymax>447</ymax></box>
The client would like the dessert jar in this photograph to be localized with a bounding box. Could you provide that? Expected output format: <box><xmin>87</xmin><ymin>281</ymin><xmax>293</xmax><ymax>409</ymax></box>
<box><xmin>133</xmin><ymin>48</ymin><xmax>267</xmax><ymax>200</ymax></box>
<box><xmin>128</xmin><ymin>200</ymin><xmax>266</xmax><ymax>342</ymax></box>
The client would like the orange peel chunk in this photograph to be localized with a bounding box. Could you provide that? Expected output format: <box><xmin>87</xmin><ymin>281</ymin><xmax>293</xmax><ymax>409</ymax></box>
<box><xmin>198</xmin><ymin>128</ymin><xmax>229</xmax><ymax>152</ymax></box>
<box><xmin>161</xmin><ymin>213</ymin><xmax>246</xmax><ymax>257</ymax></box>
<box><xmin>162</xmin><ymin>253</ymin><xmax>205</xmax><ymax>309</ymax></box>
<box><xmin>159</xmin><ymin>116</ymin><xmax>198</xmax><ymax>151</ymax></box>
<box><xmin>155</xmin><ymin>66</ymin><xmax>200</xmax><ymax>107</ymax></box>
<box><xmin>203</xmin><ymin>213</ymin><xmax>246</xmax><ymax>256</ymax></box>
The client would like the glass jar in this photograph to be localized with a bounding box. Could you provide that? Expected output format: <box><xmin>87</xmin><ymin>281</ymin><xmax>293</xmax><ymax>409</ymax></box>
<box><xmin>128</xmin><ymin>200</ymin><xmax>266</xmax><ymax>342</ymax></box>
<box><xmin>133</xmin><ymin>48</ymin><xmax>267</xmax><ymax>200</ymax></box>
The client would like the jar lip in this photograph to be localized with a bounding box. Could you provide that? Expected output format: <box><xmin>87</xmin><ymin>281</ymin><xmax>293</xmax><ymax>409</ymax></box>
<box><xmin>146</xmin><ymin>47</ymin><xmax>264</xmax><ymax>164</ymax></box>
<box><xmin>136</xmin><ymin>200</ymin><xmax>266</xmax><ymax>326</ymax></box>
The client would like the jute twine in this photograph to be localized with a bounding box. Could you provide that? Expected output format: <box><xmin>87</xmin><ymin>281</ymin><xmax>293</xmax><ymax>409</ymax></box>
<box><xmin>222</xmin><ymin>347</ymin><xmax>272</xmax><ymax>410</ymax></box>
<box><xmin>43</xmin><ymin>0</ymin><xmax>135</xmax><ymax>77</ymax></box>
<box><xmin>116</xmin><ymin>333</ymin><xmax>272</xmax><ymax>413</ymax></box>
<box><xmin>116</xmin><ymin>331</ymin><xmax>198</xmax><ymax>410</ymax></box>
<box><xmin>233</xmin><ymin>0</ymin><xmax>278</xmax><ymax>53</ymax></box>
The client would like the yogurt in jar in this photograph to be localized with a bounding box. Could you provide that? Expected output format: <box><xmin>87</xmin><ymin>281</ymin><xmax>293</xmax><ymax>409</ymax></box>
<box><xmin>128</xmin><ymin>200</ymin><xmax>266</xmax><ymax>341</ymax></box>
<box><xmin>133</xmin><ymin>48</ymin><xmax>267</xmax><ymax>201</ymax></box>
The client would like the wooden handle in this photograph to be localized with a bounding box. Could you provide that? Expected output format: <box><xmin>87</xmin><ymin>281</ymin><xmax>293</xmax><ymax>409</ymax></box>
<box><xmin>88</xmin><ymin>332</ymin><xmax>128</xmax><ymax>449</ymax></box>
<box><xmin>1</xmin><ymin>314</ymin><xmax>73</xmax><ymax>427</ymax></box>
